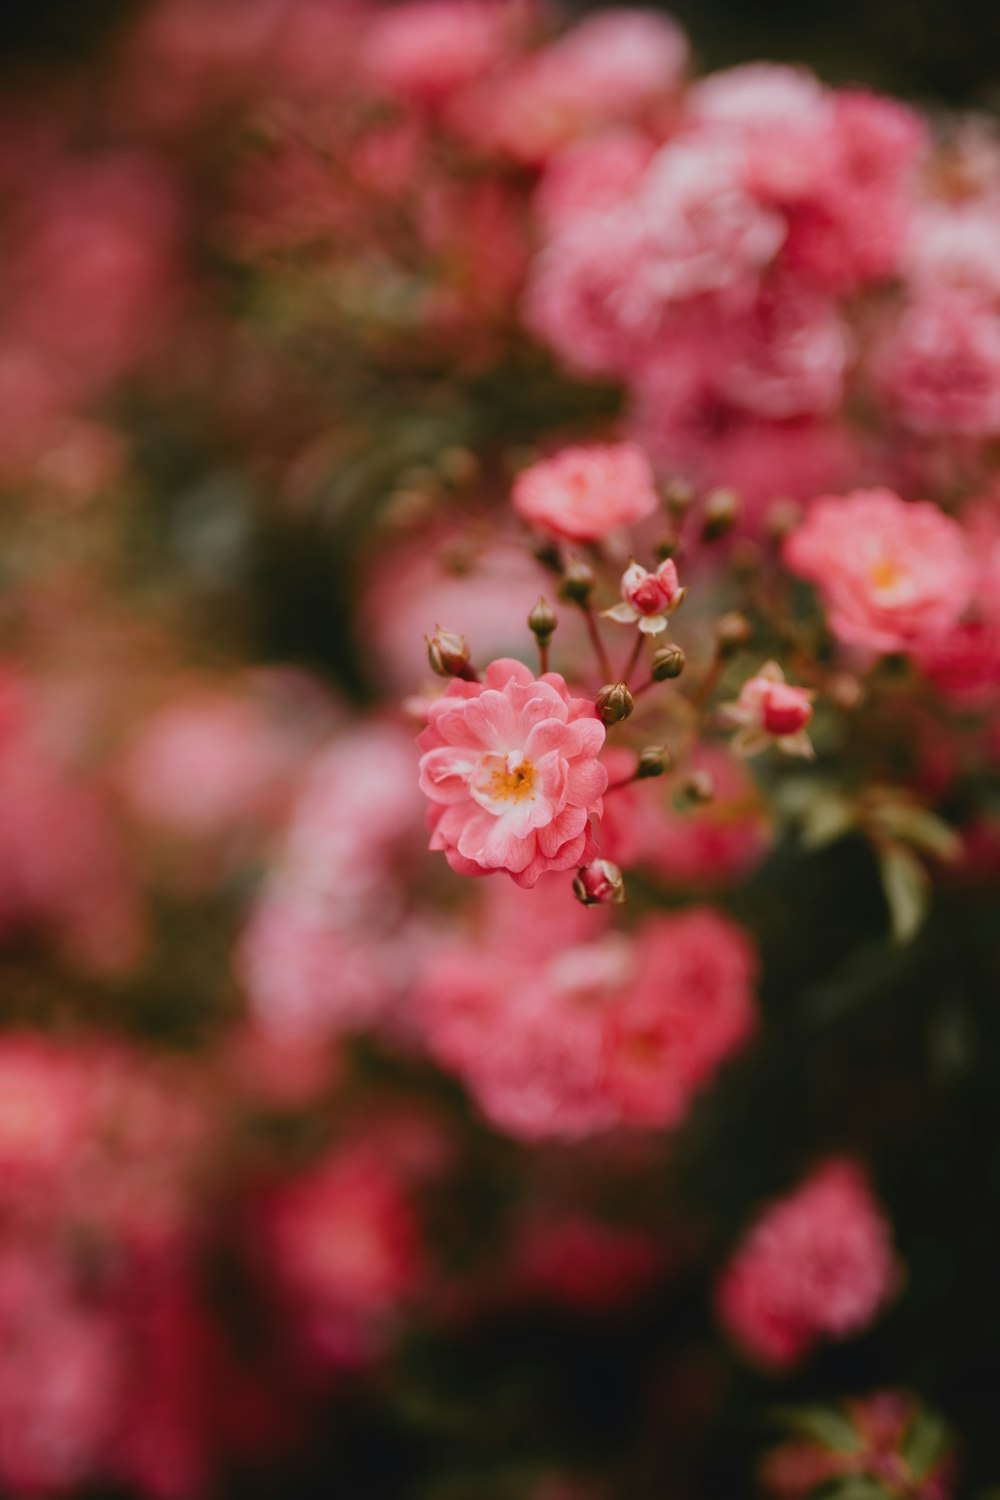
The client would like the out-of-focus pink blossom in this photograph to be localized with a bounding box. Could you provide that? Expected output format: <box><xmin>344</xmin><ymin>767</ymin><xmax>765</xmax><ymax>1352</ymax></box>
<box><xmin>534</xmin><ymin>130</ymin><xmax>654</xmax><ymax>234</ymax></box>
<box><xmin>417</xmin><ymin>895</ymin><xmax>756</xmax><ymax>1140</ymax></box>
<box><xmin>512</xmin><ymin>444</ymin><xmax>658</xmax><ymax>542</ymax></box>
<box><xmin>476</xmin><ymin>8</ymin><xmax>688</xmax><ymax>163</ymax></box>
<box><xmin>716</xmin><ymin>1158</ymin><xmax>898</xmax><ymax>1369</ymax></box>
<box><xmin>363</xmin><ymin>0</ymin><xmax>518</xmax><ymax>106</ymax></box>
<box><xmin>513</xmin><ymin>1215</ymin><xmax>665</xmax><ymax>1311</ymax></box>
<box><xmin>877</xmin><ymin>291</ymin><xmax>1000</xmax><ymax>438</ymax></box>
<box><xmin>784</xmin><ymin>489</ymin><xmax>973</xmax><ymax>656</ymax></box>
<box><xmin>418</xmin><ymin>657</ymin><xmax>607</xmax><ymax>887</ymax></box>
<box><xmin>259</xmin><ymin>1145</ymin><xmax>423</xmax><ymax>1367</ymax></box>
<box><xmin>603</xmin><ymin>908</ymin><xmax>758</xmax><ymax>1129</ymax></box>
<box><xmin>641</xmin><ymin>746</ymin><xmax>771</xmax><ymax>888</ymax></box>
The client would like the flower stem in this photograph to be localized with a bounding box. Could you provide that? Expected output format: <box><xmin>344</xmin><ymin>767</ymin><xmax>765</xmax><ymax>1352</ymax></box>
<box><xmin>579</xmin><ymin>605</ymin><xmax>613</xmax><ymax>682</ymax></box>
<box><xmin>621</xmin><ymin>632</ymin><xmax>645</xmax><ymax>686</ymax></box>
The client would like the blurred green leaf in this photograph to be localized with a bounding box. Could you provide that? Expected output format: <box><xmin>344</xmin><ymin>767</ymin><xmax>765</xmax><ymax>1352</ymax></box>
<box><xmin>901</xmin><ymin>1407</ymin><xmax>951</xmax><ymax>1481</ymax></box>
<box><xmin>771</xmin><ymin>1404</ymin><xmax>862</xmax><ymax>1454</ymax></box>
<box><xmin>878</xmin><ymin>842</ymin><xmax>931</xmax><ymax>945</ymax></box>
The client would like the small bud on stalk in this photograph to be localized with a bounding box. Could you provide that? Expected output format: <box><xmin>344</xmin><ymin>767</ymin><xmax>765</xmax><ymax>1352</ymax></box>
<box><xmin>528</xmin><ymin>596</ymin><xmax>557</xmax><ymax>645</ymax></box>
<box><xmin>764</xmin><ymin>496</ymin><xmax>802</xmax><ymax>542</ymax></box>
<box><xmin>427</xmin><ymin>628</ymin><xmax>477</xmax><ymax>680</ymax></box>
<box><xmin>662</xmin><ymin>478</ymin><xmax>694</xmax><ymax>518</ymax></box>
<box><xmin>559</xmin><ymin>559</ymin><xmax>596</xmax><ymax>605</ymax></box>
<box><xmin>651</xmin><ymin>644</ymin><xmax>686</xmax><ymax>680</ymax></box>
<box><xmin>715</xmin><ymin>611</ymin><xmax>752</xmax><ymax>658</ymax></box>
<box><xmin>573</xmin><ymin>858</ymin><xmax>626</xmax><ymax>907</ymax></box>
<box><xmin>637</xmin><ymin>745</ymin><xmax>671</xmax><ymax>778</ymax></box>
<box><xmin>653</xmin><ymin>535</ymin><xmax>678</xmax><ymax>562</ymax></box>
<box><xmin>701</xmin><ymin>487</ymin><xmax>742</xmax><ymax>542</ymax></box>
<box><xmin>595</xmin><ymin>681</ymin><xmax>634</xmax><ymax>725</ymax></box>
<box><xmin>678</xmin><ymin>769</ymin><xmax>716</xmax><ymax>807</ymax></box>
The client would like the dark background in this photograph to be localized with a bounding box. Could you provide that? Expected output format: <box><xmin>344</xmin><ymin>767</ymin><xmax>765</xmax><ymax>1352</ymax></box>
<box><xmin>1</xmin><ymin>0</ymin><xmax>999</xmax><ymax>108</ymax></box>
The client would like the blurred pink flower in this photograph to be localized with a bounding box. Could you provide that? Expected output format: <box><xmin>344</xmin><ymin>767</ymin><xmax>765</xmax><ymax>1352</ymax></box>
<box><xmin>512</xmin><ymin>444</ymin><xmax>658</xmax><ymax>542</ymax></box>
<box><xmin>784</xmin><ymin>488</ymin><xmax>973</xmax><ymax>656</ymax></box>
<box><xmin>716</xmin><ymin>1158</ymin><xmax>898</xmax><ymax>1368</ymax></box>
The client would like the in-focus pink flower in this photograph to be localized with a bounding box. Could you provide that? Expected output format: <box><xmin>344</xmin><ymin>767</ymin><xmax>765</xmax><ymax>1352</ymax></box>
<box><xmin>716</xmin><ymin>1158</ymin><xmax>898</xmax><ymax>1369</ymax></box>
<box><xmin>603</xmin><ymin>557</ymin><xmax>684</xmax><ymax>634</ymax></box>
<box><xmin>783</xmin><ymin>488</ymin><xmax>973</xmax><ymax>656</ymax></box>
<box><xmin>512</xmin><ymin>443</ymin><xmax>659</xmax><ymax>542</ymax></box>
<box><xmin>418</xmin><ymin>658</ymin><xmax>607</xmax><ymax>887</ymax></box>
<box><xmin>722</xmin><ymin>661</ymin><xmax>814</xmax><ymax>758</ymax></box>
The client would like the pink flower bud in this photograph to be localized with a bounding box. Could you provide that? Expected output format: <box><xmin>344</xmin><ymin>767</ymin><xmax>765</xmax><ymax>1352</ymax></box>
<box><xmin>604</xmin><ymin>559</ymin><xmax>685</xmax><ymax>635</ymax></box>
<box><xmin>752</xmin><ymin>678</ymin><xmax>814</xmax><ymax>736</ymax></box>
<box><xmin>573</xmin><ymin>858</ymin><xmax>625</xmax><ymax>906</ymax></box>
<box><xmin>723</xmin><ymin>662</ymin><xmax>814</xmax><ymax>758</ymax></box>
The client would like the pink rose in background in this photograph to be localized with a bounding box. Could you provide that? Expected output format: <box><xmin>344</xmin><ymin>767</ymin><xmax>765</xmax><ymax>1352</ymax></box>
<box><xmin>478</xmin><ymin>8</ymin><xmax>688</xmax><ymax>163</ymax></box>
<box><xmin>716</xmin><ymin>1158</ymin><xmax>898</xmax><ymax>1369</ymax></box>
<box><xmin>418</xmin><ymin>658</ymin><xmax>607</xmax><ymax>887</ymax></box>
<box><xmin>877</xmin><ymin>291</ymin><xmax>1000</xmax><ymax>438</ymax></box>
<box><xmin>784</xmin><ymin>488</ymin><xmax>973</xmax><ymax>656</ymax></box>
<box><xmin>363</xmin><ymin>0</ymin><xmax>517</xmax><ymax>107</ymax></box>
<box><xmin>512</xmin><ymin>443</ymin><xmax>659</xmax><ymax>542</ymax></box>
<box><xmin>258</xmin><ymin>1145</ymin><xmax>423</xmax><ymax>1367</ymax></box>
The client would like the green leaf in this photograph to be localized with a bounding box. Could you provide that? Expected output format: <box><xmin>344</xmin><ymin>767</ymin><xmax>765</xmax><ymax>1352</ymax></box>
<box><xmin>901</xmin><ymin>1408</ymin><xmax>951</xmax><ymax>1482</ymax></box>
<box><xmin>815</xmin><ymin>1480</ymin><xmax>894</xmax><ymax>1500</ymax></box>
<box><xmin>771</xmin><ymin>1404</ymin><xmax>862</xmax><ymax>1454</ymax></box>
<box><xmin>878</xmin><ymin>842</ymin><xmax>931</xmax><ymax>945</ymax></box>
<box><xmin>869</xmin><ymin>800</ymin><xmax>961</xmax><ymax>862</ymax></box>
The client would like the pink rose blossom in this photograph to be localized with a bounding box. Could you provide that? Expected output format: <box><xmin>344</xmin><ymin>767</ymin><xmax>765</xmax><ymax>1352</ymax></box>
<box><xmin>363</xmin><ymin>0</ymin><xmax>515</xmax><ymax>106</ymax></box>
<box><xmin>418</xmin><ymin>657</ymin><xmax>607</xmax><ymax>887</ymax></box>
<box><xmin>259</xmin><ymin>1145</ymin><xmax>423</xmax><ymax>1367</ymax></box>
<box><xmin>534</xmin><ymin>130</ymin><xmax>654</xmax><ymax>235</ymax></box>
<box><xmin>481</xmin><ymin>9</ymin><xmax>688</xmax><ymax>163</ymax></box>
<box><xmin>783</xmin><ymin>488</ymin><xmax>973</xmax><ymax>656</ymax></box>
<box><xmin>716</xmin><ymin>1158</ymin><xmax>898</xmax><ymax>1369</ymax></box>
<box><xmin>878</xmin><ymin>291</ymin><xmax>1000</xmax><ymax>438</ymax></box>
<box><xmin>604</xmin><ymin>557</ymin><xmax>684</xmax><ymax>634</ymax></box>
<box><xmin>603</xmin><ymin>908</ymin><xmax>758</xmax><ymax>1129</ymax></box>
<box><xmin>512</xmin><ymin>443</ymin><xmax>659</xmax><ymax>542</ymax></box>
<box><xmin>417</xmin><ymin>894</ymin><xmax>756</xmax><ymax>1139</ymax></box>
<box><xmin>640</xmin><ymin>745</ymin><xmax>771</xmax><ymax>887</ymax></box>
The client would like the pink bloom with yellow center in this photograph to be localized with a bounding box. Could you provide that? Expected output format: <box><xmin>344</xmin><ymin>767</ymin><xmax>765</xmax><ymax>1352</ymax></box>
<box><xmin>603</xmin><ymin>557</ymin><xmax>685</xmax><ymax>635</ymax></box>
<box><xmin>511</xmin><ymin>443</ymin><xmax>659</xmax><ymax>542</ymax></box>
<box><xmin>783</xmin><ymin>488</ymin><xmax>973</xmax><ymax>656</ymax></box>
<box><xmin>723</xmin><ymin>661</ymin><xmax>815</xmax><ymax>758</ymax></box>
<box><xmin>418</xmin><ymin>658</ymin><xmax>607</xmax><ymax>888</ymax></box>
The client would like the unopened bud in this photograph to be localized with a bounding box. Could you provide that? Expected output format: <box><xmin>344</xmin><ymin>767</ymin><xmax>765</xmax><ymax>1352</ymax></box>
<box><xmin>533</xmin><ymin>541</ymin><xmax>563</xmax><ymax>574</ymax></box>
<box><xmin>764</xmin><ymin>496</ymin><xmax>802</xmax><ymax>542</ymax></box>
<box><xmin>730</xmin><ymin>539</ymin><xmax>761</xmax><ymax>580</ymax></box>
<box><xmin>700</xmin><ymin>487</ymin><xmax>742</xmax><ymax>542</ymax></box>
<box><xmin>651</xmin><ymin>644</ymin><xmax>686</xmax><ymax>680</ymax></box>
<box><xmin>528</xmin><ymin>596</ymin><xmax>557</xmax><ymax>644</ymax></box>
<box><xmin>438</xmin><ymin>446</ymin><xmax>479</xmax><ymax>488</ymax></box>
<box><xmin>677</xmin><ymin>769</ymin><xmax>715</xmax><ymax>807</ymax></box>
<box><xmin>715</xmin><ymin>611</ymin><xmax>752</xmax><ymax>658</ymax></box>
<box><xmin>559</xmin><ymin>559</ymin><xmax>596</xmax><ymax>605</ymax></box>
<box><xmin>637</xmin><ymin>745</ymin><xmax>672</xmax><ymax>778</ymax></box>
<box><xmin>595</xmin><ymin>681</ymin><xmax>634</xmax><ymax>726</ymax></box>
<box><xmin>427</xmin><ymin>627</ymin><xmax>473</xmax><ymax>679</ymax></box>
<box><xmin>573</xmin><ymin>858</ymin><xmax>625</xmax><ymax>907</ymax></box>
<box><xmin>662</xmin><ymin>478</ymin><xmax>695</xmax><ymax>518</ymax></box>
<box><xmin>827</xmin><ymin>671</ymin><xmax>864</xmax><ymax>710</ymax></box>
<box><xmin>653</xmin><ymin>535</ymin><xmax>679</xmax><ymax>562</ymax></box>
